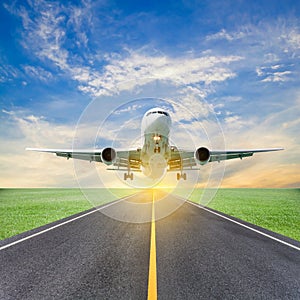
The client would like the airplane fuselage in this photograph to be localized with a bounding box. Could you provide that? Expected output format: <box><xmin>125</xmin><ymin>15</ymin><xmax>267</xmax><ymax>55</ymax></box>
<box><xmin>140</xmin><ymin>108</ymin><xmax>172</xmax><ymax>179</ymax></box>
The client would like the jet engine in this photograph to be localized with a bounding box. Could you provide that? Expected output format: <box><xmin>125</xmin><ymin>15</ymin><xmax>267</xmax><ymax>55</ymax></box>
<box><xmin>101</xmin><ymin>147</ymin><xmax>117</xmax><ymax>165</ymax></box>
<box><xmin>195</xmin><ymin>147</ymin><xmax>210</xmax><ymax>165</ymax></box>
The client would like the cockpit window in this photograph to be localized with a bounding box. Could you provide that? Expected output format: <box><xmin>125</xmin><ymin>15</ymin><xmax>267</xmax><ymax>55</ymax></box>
<box><xmin>146</xmin><ymin>111</ymin><xmax>169</xmax><ymax>117</ymax></box>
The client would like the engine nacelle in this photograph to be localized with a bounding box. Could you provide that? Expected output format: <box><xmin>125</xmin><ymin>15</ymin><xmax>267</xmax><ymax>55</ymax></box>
<box><xmin>101</xmin><ymin>147</ymin><xmax>117</xmax><ymax>165</ymax></box>
<box><xmin>195</xmin><ymin>147</ymin><xmax>210</xmax><ymax>165</ymax></box>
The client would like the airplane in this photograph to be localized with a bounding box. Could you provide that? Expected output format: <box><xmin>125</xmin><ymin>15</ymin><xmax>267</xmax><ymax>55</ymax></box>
<box><xmin>26</xmin><ymin>107</ymin><xmax>283</xmax><ymax>181</ymax></box>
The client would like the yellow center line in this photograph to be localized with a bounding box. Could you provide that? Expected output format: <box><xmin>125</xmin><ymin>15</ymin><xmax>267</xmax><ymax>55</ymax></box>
<box><xmin>147</xmin><ymin>190</ymin><xmax>157</xmax><ymax>300</ymax></box>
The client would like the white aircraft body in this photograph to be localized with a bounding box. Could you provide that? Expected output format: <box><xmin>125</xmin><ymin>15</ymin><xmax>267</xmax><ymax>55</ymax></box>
<box><xmin>27</xmin><ymin>107</ymin><xmax>283</xmax><ymax>181</ymax></box>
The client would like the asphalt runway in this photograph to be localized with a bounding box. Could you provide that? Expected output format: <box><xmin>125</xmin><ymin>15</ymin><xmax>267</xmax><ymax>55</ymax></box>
<box><xmin>0</xmin><ymin>191</ymin><xmax>299</xmax><ymax>299</ymax></box>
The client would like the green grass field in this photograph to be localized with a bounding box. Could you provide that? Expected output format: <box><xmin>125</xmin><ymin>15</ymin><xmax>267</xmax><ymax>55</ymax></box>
<box><xmin>0</xmin><ymin>188</ymin><xmax>299</xmax><ymax>241</ymax></box>
<box><xmin>190</xmin><ymin>188</ymin><xmax>300</xmax><ymax>241</ymax></box>
<box><xmin>0</xmin><ymin>188</ymin><xmax>135</xmax><ymax>240</ymax></box>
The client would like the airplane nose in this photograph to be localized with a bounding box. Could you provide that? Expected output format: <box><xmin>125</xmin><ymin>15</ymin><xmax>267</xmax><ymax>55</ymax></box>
<box><xmin>154</xmin><ymin>114</ymin><xmax>169</xmax><ymax>124</ymax></box>
<box><xmin>152</xmin><ymin>115</ymin><xmax>169</xmax><ymax>128</ymax></box>
<box><xmin>154</xmin><ymin>115</ymin><xmax>164</xmax><ymax>122</ymax></box>
<box><xmin>143</xmin><ymin>112</ymin><xmax>171</xmax><ymax>136</ymax></box>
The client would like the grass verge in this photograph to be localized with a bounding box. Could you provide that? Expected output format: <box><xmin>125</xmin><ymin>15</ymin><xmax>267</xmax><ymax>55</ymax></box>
<box><xmin>0</xmin><ymin>188</ymin><xmax>136</xmax><ymax>240</ymax></box>
<box><xmin>189</xmin><ymin>188</ymin><xmax>300</xmax><ymax>241</ymax></box>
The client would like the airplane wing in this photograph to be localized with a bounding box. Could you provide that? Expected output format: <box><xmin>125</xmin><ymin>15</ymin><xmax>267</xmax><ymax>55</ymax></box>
<box><xmin>167</xmin><ymin>147</ymin><xmax>283</xmax><ymax>171</ymax></box>
<box><xmin>26</xmin><ymin>147</ymin><xmax>142</xmax><ymax>171</ymax></box>
<box><xmin>26</xmin><ymin>148</ymin><xmax>103</xmax><ymax>162</ymax></box>
<box><xmin>208</xmin><ymin>148</ymin><xmax>284</xmax><ymax>162</ymax></box>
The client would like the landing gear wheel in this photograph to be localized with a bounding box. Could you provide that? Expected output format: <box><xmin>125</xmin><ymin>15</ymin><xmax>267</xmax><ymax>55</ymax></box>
<box><xmin>124</xmin><ymin>172</ymin><xmax>134</xmax><ymax>180</ymax></box>
<box><xmin>176</xmin><ymin>172</ymin><xmax>187</xmax><ymax>180</ymax></box>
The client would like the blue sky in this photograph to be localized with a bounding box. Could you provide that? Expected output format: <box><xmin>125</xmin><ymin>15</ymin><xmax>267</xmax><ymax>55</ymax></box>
<box><xmin>1</xmin><ymin>0</ymin><xmax>299</xmax><ymax>188</ymax></box>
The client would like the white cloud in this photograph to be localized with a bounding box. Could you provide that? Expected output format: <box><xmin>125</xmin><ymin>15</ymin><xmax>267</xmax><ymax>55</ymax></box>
<box><xmin>263</xmin><ymin>53</ymin><xmax>280</xmax><ymax>63</ymax></box>
<box><xmin>0</xmin><ymin>110</ymin><xmax>76</xmax><ymax>187</ymax></box>
<box><xmin>280</xmin><ymin>29</ymin><xmax>300</xmax><ymax>52</ymax></box>
<box><xmin>206</xmin><ymin>29</ymin><xmax>246</xmax><ymax>42</ymax></box>
<box><xmin>67</xmin><ymin>3</ymin><xmax>92</xmax><ymax>48</ymax></box>
<box><xmin>0</xmin><ymin>63</ymin><xmax>19</xmax><ymax>83</ymax></box>
<box><xmin>220</xmin><ymin>99</ymin><xmax>300</xmax><ymax>187</ymax></box>
<box><xmin>219</xmin><ymin>96</ymin><xmax>242</xmax><ymax>102</ymax></box>
<box><xmin>256</xmin><ymin>64</ymin><xmax>293</xmax><ymax>82</ymax></box>
<box><xmin>224</xmin><ymin>115</ymin><xmax>254</xmax><ymax>130</ymax></box>
<box><xmin>282</xmin><ymin>118</ymin><xmax>300</xmax><ymax>129</ymax></box>
<box><xmin>23</xmin><ymin>65</ymin><xmax>53</xmax><ymax>82</ymax></box>
<box><xmin>113</xmin><ymin>104</ymin><xmax>143</xmax><ymax>115</ymax></box>
<box><xmin>5</xmin><ymin>0</ymin><xmax>92</xmax><ymax>71</ymax></box>
<box><xmin>205</xmin><ymin>21</ymin><xmax>300</xmax><ymax>66</ymax></box>
<box><xmin>4</xmin><ymin>1</ymin><xmax>300</xmax><ymax>100</ymax></box>
<box><xmin>4</xmin><ymin>0</ymin><xmax>243</xmax><ymax>98</ymax></box>
<box><xmin>211</xmin><ymin>88</ymin><xmax>300</xmax><ymax>186</ymax></box>
<box><xmin>261</xmin><ymin>71</ymin><xmax>292</xmax><ymax>82</ymax></box>
<box><xmin>255</xmin><ymin>66</ymin><xmax>264</xmax><ymax>77</ymax></box>
<box><xmin>75</xmin><ymin>51</ymin><xmax>242</xmax><ymax>96</ymax></box>
<box><xmin>270</xmin><ymin>64</ymin><xmax>282</xmax><ymax>70</ymax></box>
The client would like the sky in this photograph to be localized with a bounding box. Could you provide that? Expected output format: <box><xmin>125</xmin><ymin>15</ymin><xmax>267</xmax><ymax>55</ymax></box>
<box><xmin>0</xmin><ymin>0</ymin><xmax>299</xmax><ymax>188</ymax></box>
